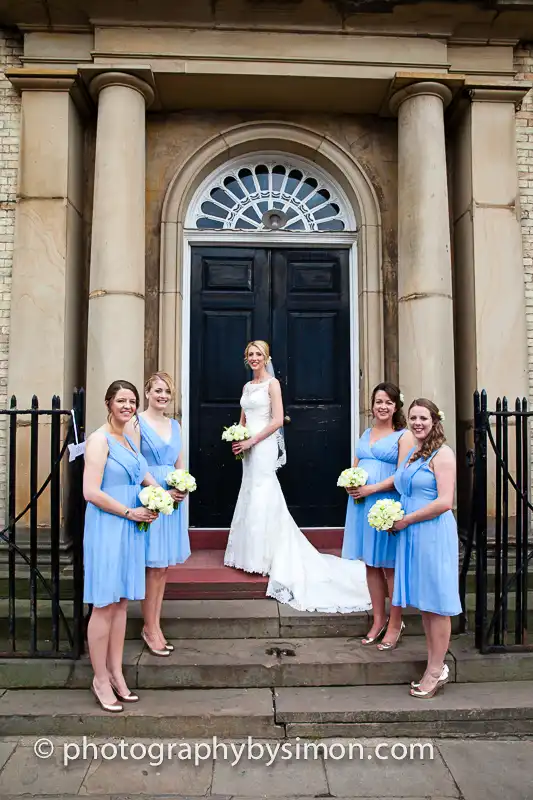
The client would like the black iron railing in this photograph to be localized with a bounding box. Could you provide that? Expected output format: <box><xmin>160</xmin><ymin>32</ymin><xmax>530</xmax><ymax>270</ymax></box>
<box><xmin>464</xmin><ymin>390</ymin><xmax>532</xmax><ymax>653</ymax></box>
<box><xmin>0</xmin><ymin>389</ymin><xmax>85</xmax><ymax>658</ymax></box>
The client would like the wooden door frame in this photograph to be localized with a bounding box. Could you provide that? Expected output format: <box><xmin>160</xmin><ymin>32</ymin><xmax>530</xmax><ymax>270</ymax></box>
<box><xmin>181</xmin><ymin>230</ymin><xmax>358</xmax><ymax>529</ymax></box>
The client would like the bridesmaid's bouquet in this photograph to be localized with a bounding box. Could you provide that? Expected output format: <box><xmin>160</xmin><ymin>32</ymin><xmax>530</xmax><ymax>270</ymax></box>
<box><xmin>222</xmin><ymin>423</ymin><xmax>251</xmax><ymax>460</ymax></box>
<box><xmin>367</xmin><ymin>498</ymin><xmax>405</xmax><ymax>534</ymax></box>
<box><xmin>337</xmin><ymin>466</ymin><xmax>368</xmax><ymax>504</ymax></box>
<box><xmin>166</xmin><ymin>468</ymin><xmax>197</xmax><ymax>508</ymax></box>
<box><xmin>137</xmin><ymin>485</ymin><xmax>174</xmax><ymax>531</ymax></box>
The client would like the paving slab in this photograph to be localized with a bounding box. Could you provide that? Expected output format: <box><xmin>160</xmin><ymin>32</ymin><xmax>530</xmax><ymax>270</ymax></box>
<box><xmin>0</xmin><ymin>688</ymin><xmax>282</xmax><ymax>738</ymax></box>
<box><xmin>322</xmin><ymin>737</ymin><xmax>458</xmax><ymax>797</ymax></box>
<box><xmin>438</xmin><ymin>739</ymin><xmax>533</xmax><ymax>800</ymax></box>
<box><xmin>211</xmin><ymin>740</ymin><xmax>328</xmax><ymax>796</ymax></box>
<box><xmin>128</xmin><ymin>599</ymin><xmax>280</xmax><ymax>640</ymax></box>
<box><xmin>448</xmin><ymin>634</ymin><xmax>533</xmax><ymax>682</ymax></box>
<box><xmin>0</xmin><ymin>740</ymin><xmax>90</xmax><ymax>795</ymax></box>
<box><xmin>78</xmin><ymin>744</ymin><xmax>213</xmax><ymax>795</ymax></box>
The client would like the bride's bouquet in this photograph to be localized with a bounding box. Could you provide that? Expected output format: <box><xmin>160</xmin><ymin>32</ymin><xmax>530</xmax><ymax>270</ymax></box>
<box><xmin>337</xmin><ymin>466</ymin><xmax>369</xmax><ymax>503</ymax></box>
<box><xmin>137</xmin><ymin>485</ymin><xmax>174</xmax><ymax>531</ymax></box>
<box><xmin>166</xmin><ymin>468</ymin><xmax>197</xmax><ymax>508</ymax></box>
<box><xmin>367</xmin><ymin>498</ymin><xmax>405</xmax><ymax>534</ymax></box>
<box><xmin>222</xmin><ymin>423</ymin><xmax>251</xmax><ymax>460</ymax></box>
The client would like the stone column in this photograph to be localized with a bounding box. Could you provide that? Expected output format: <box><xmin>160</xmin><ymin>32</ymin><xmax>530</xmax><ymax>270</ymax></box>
<box><xmin>86</xmin><ymin>72</ymin><xmax>154</xmax><ymax>432</ymax></box>
<box><xmin>389</xmin><ymin>82</ymin><xmax>455</xmax><ymax>445</ymax></box>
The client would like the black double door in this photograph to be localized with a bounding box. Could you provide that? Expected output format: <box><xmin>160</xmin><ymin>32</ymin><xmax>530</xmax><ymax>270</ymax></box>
<box><xmin>189</xmin><ymin>246</ymin><xmax>351</xmax><ymax>528</ymax></box>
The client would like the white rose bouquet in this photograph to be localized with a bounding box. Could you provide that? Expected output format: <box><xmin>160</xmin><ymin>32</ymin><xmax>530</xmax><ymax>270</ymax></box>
<box><xmin>222</xmin><ymin>423</ymin><xmax>251</xmax><ymax>460</ymax></box>
<box><xmin>367</xmin><ymin>498</ymin><xmax>405</xmax><ymax>534</ymax></box>
<box><xmin>337</xmin><ymin>466</ymin><xmax>369</xmax><ymax>504</ymax></box>
<box><xmin>166</xmin><ymin>468</ymin><xmax>197</xmax><ymax>508</ymax></box>
<box><xmin>137</xmin><ymin>485</ymin><xmax>174</xmax><ymax>531</ymax></box>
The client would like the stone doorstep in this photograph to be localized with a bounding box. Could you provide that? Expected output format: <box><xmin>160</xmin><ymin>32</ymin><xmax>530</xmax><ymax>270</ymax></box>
<box><xmin>0</xmin><ymin>681</ymin><xmax>532</xmax><ymax>739</ymax></box>
<box><xmin>0</xmin><ymin>634</ymin><xmax>533</xmax><ymax>690</ymax></box>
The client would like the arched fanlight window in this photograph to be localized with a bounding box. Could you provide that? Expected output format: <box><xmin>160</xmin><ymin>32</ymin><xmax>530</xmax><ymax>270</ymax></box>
<box><xmin>189</xmin><ymin>156</ymin><xmax>350</xmax><ymax>232</ymax></box>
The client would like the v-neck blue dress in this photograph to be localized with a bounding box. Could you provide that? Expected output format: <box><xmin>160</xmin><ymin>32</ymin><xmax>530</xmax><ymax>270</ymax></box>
<box><xmin>342</xmin><ymin>427</ymin><xmax>405</xmax><ymax>568</ymax></box>
<box><xmin>392</xmin><ymin>447</ymin><xmax>461</xmax><ymax>616</ymax></box>
<box><xmin>83</xmin><ymin>432</ymin><xmax>149</xmax><ymax>608</ymax></box>
<box><xmin>139</xmin><ymin>416</ymin><xmax>191</xmax><ymax>568</ymax></box>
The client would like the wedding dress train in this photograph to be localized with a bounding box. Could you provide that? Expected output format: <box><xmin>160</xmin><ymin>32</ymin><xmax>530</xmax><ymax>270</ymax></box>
<box><xmin>224</xmin><ymin>378</ymin><xmax>372</xmax><ymax>613</ymax></box>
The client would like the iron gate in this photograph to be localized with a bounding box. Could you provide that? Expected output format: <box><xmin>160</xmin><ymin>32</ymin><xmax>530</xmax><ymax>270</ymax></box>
<box><xmin>465</xmin><ymin>390</ymin><xmax>532</xmax><ymax>653</ymax></box>
<box><xmin>0</xmin><ymin>390</ymin><xmax>86</xmax><ymax>657</ymax></box>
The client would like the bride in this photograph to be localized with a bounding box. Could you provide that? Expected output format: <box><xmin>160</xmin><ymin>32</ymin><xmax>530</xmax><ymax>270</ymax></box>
<box><xmin>223</xmin><ymin>340</ymin><xmax>372</xmax><ymax>613</ymax></box>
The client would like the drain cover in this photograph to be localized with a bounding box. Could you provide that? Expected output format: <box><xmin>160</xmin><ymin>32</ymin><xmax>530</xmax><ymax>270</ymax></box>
<box><xmin>265</xmin><ymin>643</ymin><xmax>296</xmax><ymax>657</ymax></box>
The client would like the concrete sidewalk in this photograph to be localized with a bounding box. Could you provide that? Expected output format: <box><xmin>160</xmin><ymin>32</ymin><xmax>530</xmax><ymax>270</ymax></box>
<box><xmin>0</xmin><ymin>735</ymin><xmax>531</xmax><ymax>799</ymax></box>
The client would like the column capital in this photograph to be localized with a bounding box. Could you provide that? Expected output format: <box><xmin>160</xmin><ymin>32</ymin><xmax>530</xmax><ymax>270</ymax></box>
<box><xmin>84</xmin><ymin>69</ymin><xmax>155</xmax><ymax>108</ymax></box>
<box><xmin>389</xmin><ymin>81</ymin><xmax>452</xmax><ymax>116</ymax></box>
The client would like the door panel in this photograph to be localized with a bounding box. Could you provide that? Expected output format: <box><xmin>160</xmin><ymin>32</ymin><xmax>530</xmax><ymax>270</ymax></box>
<box><xmin>189</xmin><ymin>246</ymin><xmax>351</xmax><ymax>528</ymax></box>
<box><xmin>272</xmin><ymin>250</ymin><xmax>351</xmax><ymax>527</ymax></box>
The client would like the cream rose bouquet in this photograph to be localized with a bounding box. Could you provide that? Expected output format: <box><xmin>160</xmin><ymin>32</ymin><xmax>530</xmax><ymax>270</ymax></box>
<box><xmin>337</xmin><ymin>466</ymin><xmax>369</xmax><ymax>504</ymax></box>
<box><xmin>166</xmin><ymin>468</ymin><xmax>197</xmax><ymax>508</ymax></box>
<box><xmin>137</xmin><ymin>485</ymin><xmax>174</xmax><ymax>531</ymax></box>
<box><xmin>367</xmin><ymin>498</ymin><xmax>405</xmax><ymax>534</ymax></box>
<box><xmin>222</xmin><ymin>423</ymin><xmax>251</xmax><ymax>460</ymax></box>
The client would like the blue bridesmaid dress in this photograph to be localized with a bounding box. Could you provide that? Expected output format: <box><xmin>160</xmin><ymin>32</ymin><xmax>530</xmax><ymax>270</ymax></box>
<box><xmin>342</xmin><ymin>428</ymin><xmax>405</xmax><ymax>568</ymax></box>
<box><xmin>83</xmin><ymin>433</ymin><xmax>148</xmax><ymax>608</ymax></box>
<box><xmin>138</xmin><ymin>416</ymin><xmax>191</xmax><ymax>568</ymax></box>
<box><xmin>392</xmin><ymin>447</ymin><xmax>462</xmax><ymax>616</ymax></box>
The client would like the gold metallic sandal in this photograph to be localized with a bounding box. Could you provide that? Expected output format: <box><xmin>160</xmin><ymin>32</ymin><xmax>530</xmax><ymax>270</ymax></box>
<box><xmin>377</xmin><ymin>621</ymin><xmax>406</xmax><ymax>651</ymax></box>
<box><xmin>361</xmin><ymin>619</ymin><xmax>389</xmax><ymax>646</ymax></box>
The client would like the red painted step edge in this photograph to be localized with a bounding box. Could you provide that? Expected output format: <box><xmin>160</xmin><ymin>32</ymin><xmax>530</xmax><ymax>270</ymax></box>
<box><xmin>189</xmin><ymin>528</ymin><xmax>344</xmax><ymax>550</ymax></box>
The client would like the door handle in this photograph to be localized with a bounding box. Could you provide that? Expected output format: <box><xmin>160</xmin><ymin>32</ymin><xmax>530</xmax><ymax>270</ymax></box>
<box><xmin>284</xmin><ymin>415</ymin><xmax>291</xmax><ymax>424</ymax></box>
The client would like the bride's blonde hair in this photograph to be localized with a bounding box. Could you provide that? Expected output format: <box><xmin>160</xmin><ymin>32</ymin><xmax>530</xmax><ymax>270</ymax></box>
<box><xmin>244</xmin><ymin>340</ymin><xmax>271</xmax><ymax>365</ymax></box>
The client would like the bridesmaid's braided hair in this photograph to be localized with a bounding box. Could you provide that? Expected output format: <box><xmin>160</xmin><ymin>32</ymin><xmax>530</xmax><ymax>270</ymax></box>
<box><xmin>407</xmin><ymin>398</ymin><xmax>446</xmax><ymax>465</ymax></box>
<box><xmin>371</xmin><ymin>382</ymin><xmax>406</xmax><ymax>431</ymax></box>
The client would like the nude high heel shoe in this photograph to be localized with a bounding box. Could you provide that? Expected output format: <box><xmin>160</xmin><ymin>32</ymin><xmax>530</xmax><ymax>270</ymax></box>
<box><xmin>410</xmin><ymin>664</ymin><xmax>449</xmax><ymax>699</ymax></box>
<box><xmin>361</xmin><ymin>618</ymin><xmax>388</xmax><ymax>646</ymax></box>
<box><xmin>377</xmin><ymin>621</ymin><xmax>406</xmax><ymax>651</ymax></box>
<box><xmin>91</xmin><ymin>682</ymin><xmax>123</xmax><ymax>713</ymax></box>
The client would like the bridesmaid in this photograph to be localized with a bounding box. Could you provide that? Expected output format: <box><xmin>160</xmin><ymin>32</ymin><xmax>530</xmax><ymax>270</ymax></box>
<box><xmin>342</xmin><ymin>382</ymin><xmax>414</xmax><ymax>649</ymax></box>
<box><xmin>83</xmin><ymin>380</ymin><xmax>159</xmax><ymax>712</ymax></box>
<box><xmin>131</xmin><ymin>372</ymin><xmax>191</xmax><ymax>657</ymax></box>
<box><xmin>391</xmin><ymin>398</ymin><xmax>461</xmax><ymax>699</ymax></box>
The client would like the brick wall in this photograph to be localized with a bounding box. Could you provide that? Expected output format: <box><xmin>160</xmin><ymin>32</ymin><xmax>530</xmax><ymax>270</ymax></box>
<box><xmin>0</xmin><ymin>29</ymin><xmax>22</xmax><ymax>522</ymax></box>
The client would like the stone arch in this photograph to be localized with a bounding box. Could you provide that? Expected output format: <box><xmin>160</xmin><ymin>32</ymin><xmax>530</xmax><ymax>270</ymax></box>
<box><xmin>159</xmin><ymin>120</ymin><xmax>384</xmax><ymax>422</ymax></box>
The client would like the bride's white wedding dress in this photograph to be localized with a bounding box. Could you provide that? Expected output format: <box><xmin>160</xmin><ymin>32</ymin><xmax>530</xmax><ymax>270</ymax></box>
<box><xmin>224</xmin><ymin>378</ymin><xmax>372</xmax><ymax>613</ymax></box>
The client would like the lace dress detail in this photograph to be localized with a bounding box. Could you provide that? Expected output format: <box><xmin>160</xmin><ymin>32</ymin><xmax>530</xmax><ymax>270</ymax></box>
<box><xmin>224</xmin><ymin>379</ymin><xmax>372</xmax><ymax>613</ymax></box>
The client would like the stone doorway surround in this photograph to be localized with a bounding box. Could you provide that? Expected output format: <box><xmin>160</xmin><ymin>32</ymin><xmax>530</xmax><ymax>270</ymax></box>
<box><xmin>158</xmin><ymin>121</ymin><xmax>384</xmax><ymax>444</ymax></box>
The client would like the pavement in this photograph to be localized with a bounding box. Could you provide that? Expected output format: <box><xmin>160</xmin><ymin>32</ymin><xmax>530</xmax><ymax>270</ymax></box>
<box><xmin>0</xmin><ymin>735</ymin><xmax>531</xmax><ymax>799</ymax></box>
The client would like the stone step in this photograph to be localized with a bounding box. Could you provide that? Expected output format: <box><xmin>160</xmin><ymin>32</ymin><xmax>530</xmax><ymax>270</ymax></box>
<box><xmin>0</xmin><ymin>679</ymin><xmax>532</xmax><ymax>738</ymax></box>
<box><xmin>1</xmin><ymin>633</ymin><xmax>532</xmax><ymax>690</ymax></box>
<box><xmin>0</xmin><ymin>599</ymin><xmax>462</xmax><ymax>641</ymax></box>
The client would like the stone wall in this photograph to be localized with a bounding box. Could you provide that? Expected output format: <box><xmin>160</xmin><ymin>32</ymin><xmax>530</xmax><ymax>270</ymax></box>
<box><xmin>0</xmin><ymin>29</ymin><xmax>21</xmax><ymax>522</ymax></box>
<box><xmin>515</xmin><ymin>45</ymin><xmax>533</xmax><ymax>473</ymax></box>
